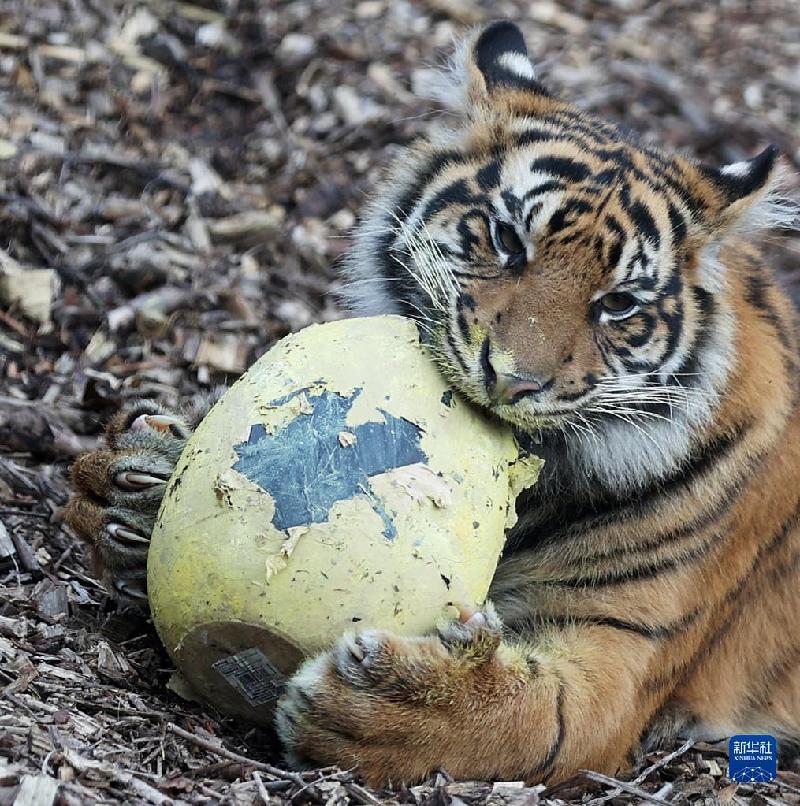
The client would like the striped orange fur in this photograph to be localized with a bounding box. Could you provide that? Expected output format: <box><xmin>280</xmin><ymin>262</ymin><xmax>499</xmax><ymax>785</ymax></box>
<box><xmin>275</xmin><ymin>20</ymin><xmax>800</xmax><ymax>784</ymax></box>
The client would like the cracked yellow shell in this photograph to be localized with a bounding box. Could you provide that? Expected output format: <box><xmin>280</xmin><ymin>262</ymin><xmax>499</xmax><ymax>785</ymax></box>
<box><xmin>148</xmin><ymin>315</ymin><xmax>541</xmax><ymax>722</ymax></box>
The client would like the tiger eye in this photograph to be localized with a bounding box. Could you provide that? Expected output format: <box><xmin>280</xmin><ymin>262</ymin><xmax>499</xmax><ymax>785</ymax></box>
<box><xmin>496</xmin><ymin>222</ymin><xmax>525</xmax><ymax>255</ymax></box>
<box><xmin>600</xmin><ymin>292</ymin><xmax>638</xmax><ymax>316</ymax></box>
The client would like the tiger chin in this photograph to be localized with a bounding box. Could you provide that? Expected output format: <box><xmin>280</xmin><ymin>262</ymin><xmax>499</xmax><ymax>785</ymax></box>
<box><xmin>66</xmin><ymin>20</ymin><xmax>799</xmax><ymax>786</ymax></box>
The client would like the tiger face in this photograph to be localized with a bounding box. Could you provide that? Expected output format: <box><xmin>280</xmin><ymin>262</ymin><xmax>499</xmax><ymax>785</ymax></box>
<box><xmin>344</xmin><ymin>22</ymin><xmax>780</xmax><ymax>484</ymax></box>
<box><xmin>385</xmin><ymin>138</ymin><xmax>704</xmax><ymax>431</ymax></box>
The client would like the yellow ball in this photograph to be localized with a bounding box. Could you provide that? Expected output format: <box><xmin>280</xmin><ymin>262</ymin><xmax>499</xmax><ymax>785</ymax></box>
<box><xmin>148</xmin><ymin>315</ymin><xmax>540</xmax><ymax>721</ymax></box>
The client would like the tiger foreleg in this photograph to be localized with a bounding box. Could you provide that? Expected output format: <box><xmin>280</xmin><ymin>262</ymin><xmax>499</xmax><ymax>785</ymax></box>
<box><xmin>275</xmin><ymin>605</ymin><xmax>658</xmax><ymax>785</ymax></box>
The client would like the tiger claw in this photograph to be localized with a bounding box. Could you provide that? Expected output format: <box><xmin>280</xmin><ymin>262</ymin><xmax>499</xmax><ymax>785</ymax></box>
<box><xmin>113</xmin><ymin>577</ymin><xmax>149</xmax><ymax>602</ymax></box>
<box><xmin>463</xmin><ymin>611</ymin><xmax>488</xmax><ymax>628</ymax></box>
<box><xmin>114</xmin><ymin>470</ymin><xmax>170</xmax><ymax>491</ymax></box>
<box><xmin>438</xmin><ymin>602</ymin><xmax>503</xmax><ymax>651</ymax></box>
<box><xmin>107</xmin><ymin>523</ymin><xmax>150</xmax><ymax>546</ymax></box>
<box><xmin>131</xmin><ymin>413</ymin><xmax>185</xmax><ymax>434</ymax></box>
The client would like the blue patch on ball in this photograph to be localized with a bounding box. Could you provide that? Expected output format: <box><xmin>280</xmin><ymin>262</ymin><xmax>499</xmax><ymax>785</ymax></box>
<box><xmin>232</xmin><ymin>388</ymin><xmax>427</xmax><ymax>538</ymax></box>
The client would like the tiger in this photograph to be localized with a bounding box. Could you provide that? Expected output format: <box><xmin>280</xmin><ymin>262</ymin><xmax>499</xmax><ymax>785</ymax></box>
<box><xmin>65</xmin><ymin>20</ymin><xmax>800</xmax><ymax>787</ymax></box>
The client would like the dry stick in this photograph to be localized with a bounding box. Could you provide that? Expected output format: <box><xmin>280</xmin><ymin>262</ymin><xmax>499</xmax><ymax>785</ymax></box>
<box><xmin>581</xmin><ymin>771</ymin><xmax>673</xmax><ymax>806</ymax></box>
<box><xmin>197</xmin><ymin>783</ymin><xmax>227</xmax><ymax>801</ymax></box>
<box><xmin>166</xmin><ymin>723</ymin><xmax>306</xmax><ymax>787</ymax></box>
<box><xmin>61</xmin><ymin>747</ymin><xmax>183</xmax><ymax>806</ymax></box>
<box><xmin>126</xmin><ymin>774</ymin><xmax>177</xmax><ymax>806</ymax></box>
<box><xmin>252</xmin><ymin>771</ymin><xmax>271</xmax><ymax>804</ymax></box>
<box><xmin>585</xmin><ymin>739</ymin><xmax>694</xmax><ymax>805</ymax></box>
<box><xmin>0</xmin><ymin>308</ymin><xmax>29</xmax><ymax>337</ymax></box>
<box><xmin>289</xmin><ymin>766</ymin><xmax>359</xmax><ymax>802</ymax></box>
<box><xmin>52</xmin><ymin>542</ymin><xmax>76</xmax><ymax>573</ymax></box>
<box><xmin>343</xmin><ymin>781</ymin><xmax>383</xmax><ymax>806</ymax></box>
<box><xmin>7</xmin><ymin>527</ymin><xmax>40</xmax><ymax>574</ymax></box>
<box><xmin>653</xmin><ymin>783</ymin><xmax>674</xmax><ymax>800</ymax></box>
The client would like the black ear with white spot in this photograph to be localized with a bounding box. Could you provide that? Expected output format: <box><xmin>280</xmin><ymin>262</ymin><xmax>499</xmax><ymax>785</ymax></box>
<box><xmin>701</xmin><ymin>145</ymin><xmax>779</xmax><ymax>208</ymax></box>
<box><xmin>473</xmin><ymin>21</ymin><xmax>549</xmax><ymax>96</ymax></box>
<box><xmin>694</xmin><ymin>144</ymin><xmax>792</xmax><ymax>235</ymax></box>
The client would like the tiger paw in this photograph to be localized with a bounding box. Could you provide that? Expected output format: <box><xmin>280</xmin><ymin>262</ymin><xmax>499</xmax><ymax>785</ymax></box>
<box><xmin>275</xmin><ymin>604</ymin><xmax>511</xmax><ymax>785</ymax></box>
<box><xmin>64</xmin><ymin>396</ymin><xmax>214</xmax><ymax>606</ymax></box>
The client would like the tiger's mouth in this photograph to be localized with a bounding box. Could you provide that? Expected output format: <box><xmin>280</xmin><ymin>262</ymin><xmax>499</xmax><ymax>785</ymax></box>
<box><xmin>487</xmin><ymin>401</ymin><xmax>580</xmax><ymax>431</ymax></box>
<box><xmin>494</xmin><ymin>405</ymin><xmax>576</xmax><ymax>420</ymax></box>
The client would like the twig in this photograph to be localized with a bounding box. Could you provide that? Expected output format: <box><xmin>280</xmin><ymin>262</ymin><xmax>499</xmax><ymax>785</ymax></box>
<box><xmin>653</xmin><ymin>783</ymin><xmax>674</xmax><ymax>800</ymax></box>
<box><xmin>252</xmin><ymin>771</ymin><xmax>271</xmax><ymax>804</ymax></box>
<box><xmin>585</xmin><ymin>740</ymin><xmax>694</xmax><ymax>805</ymax></box>
<box><xmin>288</xmin><ymin>766</ymin><xmax>357</xmax><ymax>801</ymax></box>
<box><xmin>197</xmin><ymin>783</ymin><xmax>226</xmax><ymax>800</ymax></box>
<box><xmin>126</xmin><ymin>774</ymin><xmax>176</xmax><ymax>805</ymax></box>
<box><xmin>0</xmin><ymin>508</ymin><xmax>50</xmax><ymax>518</ymax></box>
<box><xmin>7</xmin><ymin>527</ymin><xmax>40</xmax><ymax>574</ymax></box>
<box><xmin>0</xmin><ymin>308</ymin><xmax>30</xmax><ymax>337</ymax></box>
<box><xmin>61</xmin><ymin>748</ymin><xmax>183</xmax><ymax>805</ymax></box>
<box><xmin>343</xmin><ymin>781</ymin><xmax>383</xmax><ymax>805</ymax></box>
<box><xmin>581</xmin><ymin>771</ymin><xmax>673</xmax><ymax>805</ymax></box>
<box><xmin>52</xmin><ymin>542</ymin><xmax>76</xmax><ymax>573</ymax></box>
<box><xmin>166</xmin><ymin>723</ymin><xmax>305</xmax><ymax>786</ymax></box>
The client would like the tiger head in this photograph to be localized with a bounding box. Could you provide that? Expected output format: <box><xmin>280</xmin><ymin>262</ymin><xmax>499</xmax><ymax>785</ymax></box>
<box><xmin>343</xmin><ymin>21</ymin><xmax>787</xmax><ymax>489</ymax></box>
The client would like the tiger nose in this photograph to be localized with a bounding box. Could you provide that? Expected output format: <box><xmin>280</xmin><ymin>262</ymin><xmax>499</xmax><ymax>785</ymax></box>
<box><xmin>492</xmin><ymin>372</ymin><xmax>550</xmax><ymax>405</ymax></box>
<box><xmin>480</xmin><ymin>338</ymin><xmax>552</xmax><ymax>405</ymax></box>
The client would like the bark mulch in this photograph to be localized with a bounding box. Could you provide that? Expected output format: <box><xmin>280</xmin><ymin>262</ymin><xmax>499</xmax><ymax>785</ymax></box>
<box><xmin>1</xmin><ymin>0</ymin><xmax>798</xmax><ymax>803</ymax></box>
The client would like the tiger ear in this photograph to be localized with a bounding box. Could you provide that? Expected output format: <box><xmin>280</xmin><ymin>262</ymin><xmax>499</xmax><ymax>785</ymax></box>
<box><xmin>429</xmin><ymin>21</ymin><xmax>552</xmax><ymax>115</ymax></box>
<box><xmin>470</xmin><ymin>21</ymin><xmax>547</xmax><ymax>97</ymax></box>
<box><xmin>696</xmin><ymin>145</ymin><xmax>782</xmax><ymax>231</ymax></box>
<box><xmin>691</xmin><ymin>146</ymin><xmax>790</xmax><ymax>288</ymax></box>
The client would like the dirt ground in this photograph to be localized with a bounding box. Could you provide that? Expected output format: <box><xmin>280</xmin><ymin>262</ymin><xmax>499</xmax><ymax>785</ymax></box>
<box><xmin>1</xmin><ymin>0</ymin><xmax>799</xmax><ymax>803</ymax></box>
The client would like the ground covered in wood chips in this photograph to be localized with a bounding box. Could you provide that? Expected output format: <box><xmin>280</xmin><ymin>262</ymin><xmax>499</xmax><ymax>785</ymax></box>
<box><xmin>1</xmin><ymin>0</ymin><xmax>799</xmax><ymax>803</ymax></box>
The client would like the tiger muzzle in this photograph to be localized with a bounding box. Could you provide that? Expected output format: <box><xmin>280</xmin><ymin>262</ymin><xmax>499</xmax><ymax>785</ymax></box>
<box><xmin>480</xmin><ymin>339</ymin><xmax>553</xmax><ymax>405</ymax></box>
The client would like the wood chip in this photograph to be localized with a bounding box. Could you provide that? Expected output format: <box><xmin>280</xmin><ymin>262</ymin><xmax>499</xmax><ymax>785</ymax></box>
<box><xmin>0</xmin><ymin>268</ymin><xmax>58</xmax><ymax>324</ymax></box>
<box><xmin>194</xmin><ymin>333</ymin><xmax>249</xmax><ymax>373</ymax></box>
<box><xmin>207</xmin><ymin>209</ymin><xmax>285</xmax><ymax>245</ymax></box>
<box><xmin>0</xmin><ymin>520</ymin><xmax>15</xmax><ymax>561</ymax></box>
<box><xmin>14</xmin><ymin>774</ymin><xmax>60</xmax><ymax>806</ymax></box>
